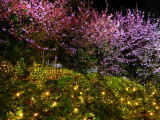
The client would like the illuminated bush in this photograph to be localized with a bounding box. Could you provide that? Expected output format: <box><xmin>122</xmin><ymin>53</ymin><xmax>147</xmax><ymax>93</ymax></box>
<box><xmin>0</xmin><ymin>64</ymin><xmax>160</xmax><ymax>119</ymax></box>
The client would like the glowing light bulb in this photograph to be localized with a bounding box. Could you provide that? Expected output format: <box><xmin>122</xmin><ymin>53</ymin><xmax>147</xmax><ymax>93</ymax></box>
<box><xmin>19</xmin><ymin>113</ymin><xmax>23</xmax><ymax>117</ymax></box>
<box><xmin>133</xmin><ymin>87</ymin><xmax>136</xmax><ymax>91</ymax></box>
<box><xmin>120</xmin><ymin>98</ymin><xmax>124</xmax><ymax>101</ymax></box>
<box><xmin>34</xmin><ymin>113</ymin><xmax>39</xmax><ymax>117</ymax></box>
<box><xmin>155</xmin><ymin>106</ymin><xmax>159</xmax><ymax>109</ymax></box>
<box><xmin>101</xmin><ymin>91</ymin><xmax>105</xmax><ymax>95</ymax></box>
<box><xmin>152</xmin><ymin>92</ymin><xmax>155</xmax><ymax>95</ymax></box>
<box><xmin>52</xmin><ymin>101</ymin><xmax>57</xmax><ymax>107</ymax></box>
<box><xmin>16</xmin><ymin>92</ymin><xmax>20</xmax><ymax>97</ymax></box>
<box><xmin>83</xmin><ymin>117</ymin><xmax>87</xmax><ymax>120</ymax></box>
<box><xmin>149</xmin><ymin>112</ymin><xmax>154</xmax><ymax>116</ymax></box>
<box><xmin>74</xmin><ymin>108</ymin><xmax>78</xmax><ymax>113</ymax></box>
<box><xmin>135</xmin><ymin>102</ymin><xmax>139</xmax><ymax>106</ymax></box>
<box><xmin>127</xmin><ymin>101</ymin><xmax>131</xmax><ymax>105</ymax></box>
<box><xmin>153</xmin><ymin>102</ymin><xmax>156</xmax><ymax>105</ymax></box>
<box><xmin>125</xmin><ymin>87</ymin><xmax>129</xmax><ymax>91</ymax></box>
<box><xmin>45</xmin><ymin>91</ymin><xmax>49</xmax><ymax>96</ymax></box>
<box><xmin>73</xmin><ymin>85</ymin><xmax>78</xmax><ymax>90</ymax></box>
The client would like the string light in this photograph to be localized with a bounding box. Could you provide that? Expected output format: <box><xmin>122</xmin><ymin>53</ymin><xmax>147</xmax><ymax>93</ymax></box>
<box><xmin>152</xmin><ymin>102</ymin><xmax>156</xmax><ymax>105</ymax></box>
<box><xmin>135</xmin><ymin>102</ymin><xmax>139</xmax><ymax>106</ymax></box>
<box><xmin>149</xmin><ymin>112</ymin><xmax>154</xmax><ymax>116</ymax></box>
<box><xmin>133</xmin><ymin>87</ymin><xmax>137</xmax><ymax>91</ymax></box>
<box><xmin>155</xmin><ymin>106</ymin><xmax>159</xmax><ymax>109</ymax></box>
<box><xmin>73</xmin><ymin>108</ymin><xmax>78</xmax><ymax>113</ymax></box>
<box><xmin>125</xmin><ymin>87</ymin><xmax>129</xmax><ymax>91</ymax></box>
<box><xmin>120</xmin><ymin>98</ymin><xmax>124</xmax><ymax>101</ymax></box>
<box><xmin>127</xmin><ymin>101</ymin><xmax>131</xmax><ymax>105</ymax></box>
<box><xmin>51</xmin><ymin>101</ymin><xmax>57</xmax><ymax>107</ymax></box>
<box><xmin>19</xmin><ymin>113</ymin><xmax>23</xmax><ymax>117</ymax></box>
<box><xmin>45</xmin><ymin>91</ymin><xmax>49</xmax><ymax>96</ymax></box>
<box><xmin>34</xmin><ymin>113</ymin><xmax>39</xmax><ymax>117</ymax></box>
<box><xmin>16</xmin><ymin>92</ymin><xmax>20</xmax><ymax>97</ymax></box>
<box><xmin>73</xmin><ymin>85</ymin><xmax>78</xmax><ymax>90</ymax></box>
<box><xmin>101</xmin><ymin>91</ymin><xmax>105</xmax><ymax>95</ymax></box>
<box><xmin>83</xmin><ymin>117</ymin><xmax>87</xmax><ymax>120</ymax></box>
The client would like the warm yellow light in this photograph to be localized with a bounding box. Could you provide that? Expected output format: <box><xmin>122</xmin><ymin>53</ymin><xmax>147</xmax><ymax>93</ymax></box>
<box><xmin>120</xmin><ymin>98</ymin><xmax>124</xmax><ymax>101</ymax></box>
<box><xmin>31</xmin><ymin>97</ymin><xmax>34</xmax><ymax>101</ymax></box>
<box><xmin>155</xmin><ymin>106</ymin><xmax>159</xmax><ymax>109</ymax></box>
<box><xmin>152</xmin><ymin>92</ymin><xmax>155</xmax><ymax>95</ymax></box>
<box><xmin>34</xmin><ymin>113</ymin><xmax>39</xmax><ymax>117</ymax></box>
<box><xmin>19</xmin><ymin>113</ymin><xmax>23</xmax><ymax>117</ymax></box>
<box><xmin>133</xmin><ymin>87</ymin><xmax>136</xmax><ymax>91</ymax></box>
<box><xmin>74</xmin><ymin>108</ymin><xmax>78</xmax><ymax>113</ymax></box>
<box><xmin>83</xmin><ymin>117</ymin><xmax>87</xmax><ymax>120</ymax></box>
<box><xmin>125</xmin><ymin>87</ymin><xmax>129</xmax><ymax>91</ymax></box>
<box><xmin>16</xmin><ymin>92</ymin><xmax>20</xmax><ymax>97</ymax></box>
<box><xmin>149</xmin><ymin>112</ymin><xmax>154</xmax><ymax>116</ymax></box>
<box><xmin>127</xmin><ymin>101</ymin><xmax>131</xmax><ymax>104</ymax></box>
<box><xmin>52</xmin><ymin>101</ymin><xmax>57</xmax><ymax>107</ymax></box>
<box><xmin>101</xmin><ymin>91</ymin><xmax>105</xmax><ymax>95</ymax></box>
<box><xmin>153</xmin><ymin>102</ymin><xmax>156</xmax><ymax>105</ymax></box>
<box><xmin>73</xmin><ymin>85</ymin><xmax>78</xmax><ymax>90</ymax></box>
<box><xmin>135</xmin><ymin>102</ymin><xmax>139</xmax><ymax>106</ymax></box>
<box><xmin>45</xmin><ymin>91</ymin><xmax>49</xmax><ymax>96</ymax></box>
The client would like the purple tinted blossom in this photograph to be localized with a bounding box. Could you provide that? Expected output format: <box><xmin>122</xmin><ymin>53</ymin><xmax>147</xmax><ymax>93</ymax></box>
<box><xmin>43</xmin><ymin>47</ymin><xmax>48</xmax><ymax>50</ymax></box>
<box><xmin>2</xmin><ymin>28</ymin><xmax>6</xmax><ymax>31</ymax></box>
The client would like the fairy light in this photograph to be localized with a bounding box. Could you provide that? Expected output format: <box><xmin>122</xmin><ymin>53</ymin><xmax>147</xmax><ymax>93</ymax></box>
<box><xmin>52</xmin><ymin>101</ymin><xmax>57</xmax><ymax>107</ymax></box>
<box><xmin>34</xmin><ymin>113</ymin><xmax>39</xmax><ymax>117</ymax></box>
<box><xmin>133</xmin><ymin>87</ymin><xmax>136</xmax><ymax>91</ymax></box>
<box><xmin>73</xmin><ymin>108</ymin><xmax>78</xmax><ymax>113</ymax></box>
<box><xmin>45</xmin><ymin>91</ymin><xmax>49</xmax><ymax>96</ymax></box>
<box><xmin>152</xmin><ymin>91</ymin><xmax>155</xmax><ymax>95</ymax></box>
<box><xmin>155</xmin><ymin>106</ymin><xmax>159</xmax><ymax>109</ymax></box>
<box><xmin>16</xmin><ymin>92</ymin><xmax>20</xmax><ymax>97</ymax></box>
<box><xmin>125</xmin><ymin>87</ymin><xmax>129</xmax><ymax>91</ymax></box>
<box><xmin>135</xmin><ymin>102</ymin><xmax>139</xmax><ymax>106</ymax></box>
<box><xmin>149</xmin><ymin>112</ymin><xmax>154</xmax><ymax>116</ymax></box>
<box><xmin>153</xmin><ymin>102</ymin><xmax>156</xmax><ymax>105</ymax></box>
<box><xmin>19</xmin><ymin>113</ymin><xmax>23</xmax><ymax>117</ymax></box>
<box><xmin>83</xmin><ymin>117</ymin><xmax>87</xmax><ymax>120</ymax></box>
<box><xmin>120</xmin><ymin>98</ymin><xmax>124</xmax><ymax>101</ymax></box>
<box><xmin>127</xmin><ymin>101</ymin><xmax>131</xmax><ymax>105</ymax></box>
<box><xmin>73</xmin><ymin>85</ymin><xmax>78</xmax><ymax>90</ymax></box>
<box><xmin>101</xmin><ymin>91</ymin><xmax>105</xmax><ymax>95</ymax></box>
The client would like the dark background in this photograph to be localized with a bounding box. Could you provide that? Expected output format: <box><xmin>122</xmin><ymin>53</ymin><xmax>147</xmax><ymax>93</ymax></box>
<box><xmin>86</xmin><ymin>0</ymin><xmax>160</xmax><ymax>18</ymax></box>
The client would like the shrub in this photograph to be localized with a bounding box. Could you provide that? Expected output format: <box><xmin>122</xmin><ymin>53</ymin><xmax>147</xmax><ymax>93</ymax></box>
<box><xmin>0</xmin><ymin>63</ymin><xmax>160</xmax><ymax>119</ymax></box>
<box><xmin>84</xmin><ymin>9</ymin><xmax>160</xmax><ymax>83</ymax></box>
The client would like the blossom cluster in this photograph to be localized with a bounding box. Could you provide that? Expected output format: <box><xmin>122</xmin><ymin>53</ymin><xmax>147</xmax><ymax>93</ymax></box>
<box><xmin>0</xmin><ymin>0</ymin><xmax>159</xmax><ymax>82</ymax></box>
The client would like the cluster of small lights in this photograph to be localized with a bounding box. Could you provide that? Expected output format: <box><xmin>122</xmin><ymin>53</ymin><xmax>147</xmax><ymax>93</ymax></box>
<box><xmin>0</xmin><ymin>61</ymin><xmax>13</xmax><ymax>74</ymax></box>
<box><xmin>2</xmin><ymin>63</ymin><xmax>158</xmax><ymax>119</ymax></box>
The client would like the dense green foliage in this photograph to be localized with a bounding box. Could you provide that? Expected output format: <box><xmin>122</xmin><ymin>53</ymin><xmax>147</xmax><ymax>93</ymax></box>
<box><xmin>0</xmin><ymin>61</ymin><xmax>160</xmax><ymax>119</ymax></box>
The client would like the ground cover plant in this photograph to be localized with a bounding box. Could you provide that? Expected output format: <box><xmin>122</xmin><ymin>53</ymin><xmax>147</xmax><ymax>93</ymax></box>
<box><xmin>0</xmin><ymin>61</ymin><xmax>160</xmax><ymax>119</ymax></box>
<box><xmin>0</xmin><ymin>0</ymin><xmax>160</xmax><ymax>119</ymax></box>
